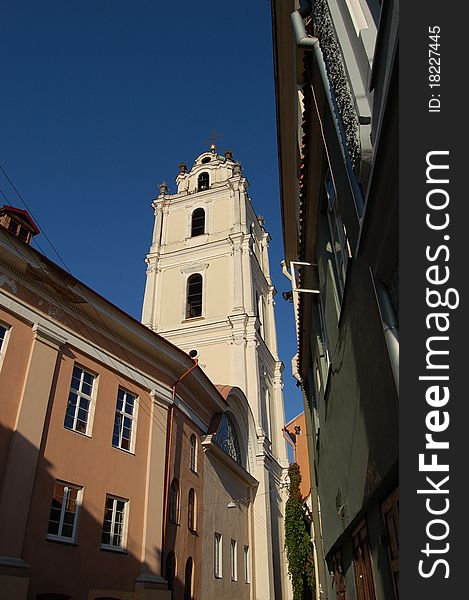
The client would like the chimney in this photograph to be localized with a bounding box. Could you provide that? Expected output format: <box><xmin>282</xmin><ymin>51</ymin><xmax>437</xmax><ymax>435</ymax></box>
<box><xmin>0</xmin><ymin>205</ymin><xmax>40</xmax><ymax>245</ymax></box>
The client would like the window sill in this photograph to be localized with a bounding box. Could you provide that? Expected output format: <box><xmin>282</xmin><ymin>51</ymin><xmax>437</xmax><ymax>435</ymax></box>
<box><xmin>100</xmin><ymin>545</ymin><xmax>128</xmax><ymax>554</ymax></box>
<box><xmin>182</xmin><ymin>316</ymin><xmax>205</xmax><ymax>323</ymax></box>
<box><xmin>112</xmin><ymin>444</ymin><xmax>136</xmax><ymax>456</ymax></box>
<box><xmin>64</xmin><ymin>426</ymin><xmax>92</xmax><ymax>439</ymax></box>
<box><xmin>189</xmin><ymin>468</ymin><xmax>198</xmax><ymax>476</ymax></box>
<box><xmin>46</xmin><ymin>535</ymin><xmax>77</xmax><ymax>546</ymax></box>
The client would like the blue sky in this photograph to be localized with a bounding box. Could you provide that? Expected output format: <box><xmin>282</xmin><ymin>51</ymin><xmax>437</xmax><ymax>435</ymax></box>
<box><xmin>1</xmin><ymin>0</ymin><xmax>302</xmax><ymax>421</ymax></box>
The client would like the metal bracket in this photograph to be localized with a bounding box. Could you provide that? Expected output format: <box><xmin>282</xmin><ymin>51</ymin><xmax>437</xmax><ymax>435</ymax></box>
<box><xmin>290</xmin><ymin>261</ymin><xmax>320</xmax><ymax>294</ymax></box>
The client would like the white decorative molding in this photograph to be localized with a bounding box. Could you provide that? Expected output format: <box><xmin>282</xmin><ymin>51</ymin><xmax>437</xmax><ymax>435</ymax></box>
<box><xmin>180</xmin><ymin>262</ymin><xmax>209</xmax><ymax>275</ymax></box>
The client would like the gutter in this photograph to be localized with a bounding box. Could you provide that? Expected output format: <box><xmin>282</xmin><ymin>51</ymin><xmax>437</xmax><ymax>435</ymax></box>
<box><xmin>370</xmin><ymin>269</ymin><xmax>399</xmax><ymax>392</ymax></box>
<box><xmin>291</xmin><ymin>11</ymin><xmax>365</xmax><ymax>216</ymax></box>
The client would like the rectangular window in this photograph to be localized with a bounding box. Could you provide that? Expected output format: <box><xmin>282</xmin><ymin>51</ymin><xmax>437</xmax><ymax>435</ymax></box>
<box><xmin>47</xmin><ymin>481</ymin><xmax>82</xmax><ymax>542</ymax></box>
<box><xmin>0</xmin><ymin>324</ymin><xmax>7</xmax><ymax>351</ymax></box>
<box><xmin>0</xmin><ymin>324</ymin><xmax>9</xmax><ymax>364</ymax></box>
<box><xmin>230</xmin><ymin>539</ymin><xmax>237</xmax><ymax>581</ymax></box>
<box><xmin>352</xmin><ymin>521</ymin><xmax>376</xmax><ymax>600</ymax></box>
<box><xmin>214</xmin><ymin>532</ymin><xmax>222</xmax><ymax>578</ymax></box>
<box><xmin>64</xmin><ymin>365</ymin><xmax>95</xmax><ymax>435</ymax></box>
<box><xmin>101</xmin><ymin>495</ymin><xmax>128</xmax><ymax>550</ymax></box>
<box><xmin>382</xmin><ymin>488</ymin><xmax>399</xmax><ymax>599</ymax></box>
<box><xmin>112</xmin><ymin>388</ymin><xmax>136</xmax><ymax>451</ymax></box>
<box><xmin>325</xmin><ymin>175</ymin><xmax>350</xmax><ymax>303</ymax></box>
<box><xmin>244</xmin><ymin>545</ymin><xmax>250</xmax><ymax>583</ymax></box>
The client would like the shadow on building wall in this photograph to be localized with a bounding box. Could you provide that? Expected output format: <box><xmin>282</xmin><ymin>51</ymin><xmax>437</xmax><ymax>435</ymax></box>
<box><xmin>0</xmin><ymin>422</ymin><xmax>163</xmax><ymax>600</ymax></box>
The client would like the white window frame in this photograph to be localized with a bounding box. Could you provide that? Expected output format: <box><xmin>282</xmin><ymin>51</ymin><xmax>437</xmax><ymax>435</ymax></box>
<box><xmin>101</xmin><ymin>495</ymin><xmax>128</xmax><ymax>551</ymax></box>
<box><xmin>230</xmin><ymin>539</ymin><xmax>238</xmax><ymax>582</ymax></box>
<box><xmin>325</xmin><ymin>176</ymin><xmax>351</xmax><ymax>302</ymax></box>
<box><xmin>47</xmin><ymin>480</ymin><xmax>82</xmax><ymax>543</ymax></box>
<box><xmin>112</xmin><ymin>387</ymin><xmax>137</xmax><ymax>452</ymax></box>
<box><xmin>190</xmin><ymin>206</ymin><xmax>206</xmax><ymax>237</ymax></box>
<box><xmin>0</xmin><ymin>322</ymin><xmax>10</xmax><ymax>369</ymax></box>
<box><xmin>244</xmin><ymin>545</ymin><xmax>250</xmax><ymax>583</ymax></box>
<box><xmin>214</xmin><ymin>532</ymin><xmax>223</xmax><ymax>578</ymax></box>
<box><xmin>64</xmin><ymin>365</ymin><xmax>96</xmax><ymax>436</ymax></box>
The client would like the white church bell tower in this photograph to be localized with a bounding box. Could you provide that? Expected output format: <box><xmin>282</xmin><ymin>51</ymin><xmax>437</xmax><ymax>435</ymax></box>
<box><xmin>142</xmin><ymin>146</ymin><xmax>290</xmax><ymax>598</ymax></box>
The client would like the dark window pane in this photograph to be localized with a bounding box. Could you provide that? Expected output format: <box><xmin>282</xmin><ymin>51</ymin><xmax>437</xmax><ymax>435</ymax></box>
<box><xmin>101</xmin><ymin>531</ymin><xmax>111</xmax><ymax>545</ymax></box>
<box><xmin>197</xmin><ymin>172</ymin><xmax>209</xmax><ymax>191</ymax></box>
<box><xmin>186</xmin><ymin>274</ymin><xmax>203</xmax><ymax>318</ymax></box>
<box><xmin>61</xmin><ymin>523</ymin><xmax>73</xmax><ymax>538</ymax></box>
<box><xmin>76</xmin><ymin>419</ymin><xmax>87</xmax><ymax>433</ymax></box>
<box><xmin>81</xmin><ymin>382</ymin><xmax>92</xmax><ymax>396</ymax></box>
<box><xmin>191</xmin><ymin>208</ymin><xmax>205</xmax><ymax>236</ymax></box>
<box><xmin>48</xmin><ymin>520</ymin><xmax>60</xmax><ymax>535</ymax></box>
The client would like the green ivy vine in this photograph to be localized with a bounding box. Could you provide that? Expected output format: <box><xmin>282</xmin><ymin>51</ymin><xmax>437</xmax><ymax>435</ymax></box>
<box><xmin>284</xmin><ymin>463</ymin><xmax>315</xmax><ymax>600</ymax></box>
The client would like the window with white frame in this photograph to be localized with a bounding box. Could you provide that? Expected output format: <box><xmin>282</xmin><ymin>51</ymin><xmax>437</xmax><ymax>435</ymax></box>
<box><xmin>197</xmin><ymin>172</ymin><xmax>210</xmax><ymax>191</ymax></box>
<box><xmin>112</xmin><ymin>388</ymin><xmax>136</xmax><ymax>451</ymax></box>
<box><xmin>186</xmin><ymin>273</ymin><xmax>203</xmax><ymax>318</ymax></box>
<box><xmin>189</xmin><ymin>434</ymin><xmax>197</xmax><ymax>472</ymax></box>
<box><xmin>0</xmin><ymin>324</ymin><xmax>8</xmax><ymax>353</ymax></box>
<box><xmin>325</xmin><ymin>174</ymin><xmax>351</xmax><ymax>302</ymax></box>
<box><xmin>0</xmin><ymin>323</ymin><xmax>9</xmax><ymax>368</ymax></box>
<box><xmin>214</xmin><ymin>532</ymin><xmax>222</xmax><ymax>578</ymax></box>
<box><xmin>64</xmin><ymin>365</ymin><xmax>95</xmax><ymax>435</ymax></box>
<box><xmin>230</xmin><ymin>539</ymin><xmax>238</xmax><ymax>581</ymax></box>
<box><xmin>244</xmin><ymin>545</ymin><xmax>250</xmax><ymax>583</ymax></box>
<box><xmin>101</xmin><ymin>495</ymin><xmax>128</xmax><ymax>550</ymax></box>
<box><xmin>47</xmin><ymin>481</ymin><xmax>82</xmax><ymax>542</ymax></box>
<box><xmin>191</xmin><ymin>208</ymin><xmax>205</xmax><ymax>236</ymax></box>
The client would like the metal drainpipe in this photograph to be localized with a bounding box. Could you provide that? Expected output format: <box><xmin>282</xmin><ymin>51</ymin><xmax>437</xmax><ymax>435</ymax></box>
<box><xmin>291</xmin><ymin>11</ymin><xmax>365</xmax><ymax>215</ymax></box>
<box><xmin>370</xmin><ymin>269</ymin><xmax>399</xmax><ymax>392</ymax></box>
<box><xmin>161</xmin><ymin>359</ymin><xmax>199</xmax><ymax>570</ymax></box>
<box><xmin>283</xmin><ymin>427</ymin><xmax>297</xmax><ymax>463</ymax></box>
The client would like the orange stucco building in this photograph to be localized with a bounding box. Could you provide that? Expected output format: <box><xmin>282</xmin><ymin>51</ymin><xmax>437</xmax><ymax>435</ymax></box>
<box><xmin>0</xmin><ymin>211</ymin><xmax>259</xmax><ymax>600</ymax></box>
<box><xmin>284</xmin><ymin>412</ymin><xmax>311</xmax><ymax>500</ymax></box>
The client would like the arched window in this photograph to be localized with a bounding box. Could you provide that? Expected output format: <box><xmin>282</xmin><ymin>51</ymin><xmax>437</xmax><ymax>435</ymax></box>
<box><xmin>165</xmin><ymin>552</ymin><xmax>176</xmax><ymax>592</ymax></box>
<box><xmin>190</xmin><ymin>434</ymin><xmax>197</xmax><ymax>472</ymax></box>
<box><xmin>191</xmin><ymin>208</ymin><xmax>205</xmax><ymax>237</ymax></box>
<box><xmin>256</xmin><ymin>291</ymin><xmax>264</xmax><ymax>339</ymax></box>
<box><xmin>214</xmin><ymin>413</ymin><xmax>242</xmax><ymax>464</ymax></box>
<box><xmin>186</xmin><ymin>274</ymin><xmax>203</xmax><ymax>318</ymax></box>
<box><xmin>169</xmin><ymin>479</ymin><xmax>179</xmax><ymax>523</ymax></box>
<box><xmin>197</xmin><ymin>172</ymin><xmax>209</xmax><ymax>191</ymax></box>
<box><xmin>184</xmin><ymin>557</ymin><xmax>194</xmax><ymax>600</ymax></box>
<box><xmin>188</xmin><ymin>488</ymin><xmax>196</xmax><ymax>532</ymax></box>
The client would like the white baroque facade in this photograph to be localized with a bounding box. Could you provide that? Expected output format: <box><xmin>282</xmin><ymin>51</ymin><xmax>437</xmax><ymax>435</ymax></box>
<box><xmin>142</xmin><ymin>146</ymin><xmax>290</xmax><ymax>599</ymax></box>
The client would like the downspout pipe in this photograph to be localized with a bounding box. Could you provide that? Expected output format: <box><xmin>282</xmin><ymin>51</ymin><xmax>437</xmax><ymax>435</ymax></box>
<box><xmin>291</xmin><ymin>11</ymin><xmax>365</xmax><ymax>215</ymax></box>
<box><xmin>161</xmin><ymin>359</ymin><xmax>199</xmax><ymax>569</ymax></box>
<box><xmin>370</xmin><ymin>269</ymin><xmax>399</xmax><ymax>392</ymax></box>
<box><xmin>283</xmin><ymin>427</ymin><xmax>298</xmax><ymax>463</ymax></box>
